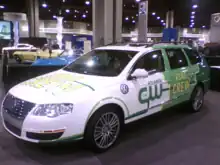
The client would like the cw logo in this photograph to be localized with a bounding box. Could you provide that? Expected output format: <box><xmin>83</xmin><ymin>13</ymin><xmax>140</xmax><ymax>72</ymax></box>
<box><xmin>138</xmin><ymin>84</ymin><xmax>163</xmax><ymax>104</ymax></box>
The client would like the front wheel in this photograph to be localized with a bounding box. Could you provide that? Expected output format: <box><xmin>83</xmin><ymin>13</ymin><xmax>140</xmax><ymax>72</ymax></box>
<box><xmin>14</xmin><ymin>55</ymin><xmax>22</xmax><ymax>63</ymax></box>
<box><xmin>84</xmin><ymin>108</ymin><xmax>122</xmax><ymax>152</ymax></box>
<box><xmin>189</xmin><ymin>85</ymin><xmax>204</xmax><ymax>112</ymax></box>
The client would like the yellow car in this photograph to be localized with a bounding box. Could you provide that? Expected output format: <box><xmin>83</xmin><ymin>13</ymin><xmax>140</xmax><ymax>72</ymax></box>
<box><xmin>13</xmin><ymin>49</ymin><xmax>63</xmax><ymax>63</ymax></box>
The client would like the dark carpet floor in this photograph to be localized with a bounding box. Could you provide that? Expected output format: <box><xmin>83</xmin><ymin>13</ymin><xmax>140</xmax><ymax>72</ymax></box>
<box><xmin>0</xmin><ymin>89</ymin><xmax>220</xmax><ymax>165</ymax></box>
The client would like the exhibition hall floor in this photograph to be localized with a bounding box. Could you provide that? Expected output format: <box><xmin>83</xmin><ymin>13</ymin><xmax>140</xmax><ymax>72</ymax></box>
<box><xmin>0</xmin><ymin>88</ymin><xmax>220</xmax><ymax>165</ymax></box>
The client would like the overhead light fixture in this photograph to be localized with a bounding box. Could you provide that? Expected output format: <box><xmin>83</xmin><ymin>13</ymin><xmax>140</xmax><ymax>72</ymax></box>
<box><xmin>202</xmin><ymin>25</ymin><xmax>206</xmax><ymax>28</ymax></box>
<box><xmin>191</xmin><ymin>11</ymin><xmax>195</xmax><ymax>15</ymax></box>
<box><xmin>191</xmin><ymin>19</ymin><xmax>194</xmax><ymax>22</ymax></box>
<box><xmin>82</xmin><ymin>14</ymin><xmax>87</xmax><ymax>18</ymax></box>
<box><xmin>161</xmin><ymin>20</ymin><xmax>164</xmax><ymax>23</ymax></box>
<box><xmin>53</xmin><ymin>15</ymin><xmax>57</xmax><ymax>19</ymax></box>
<box><xmin>152</xmin><ymin>12</ymin><xmax>156</xmax><ymax>16</ymax></box>
<box><xmin>85</xmin><ymin>1</ymin><xmax>90</xmax><ymax>5</ymax></box>
<box><xmin>191</xmin><ymin>15</ymin><xmax>195</xmax><ymax>19</ymax></box>
<box><xmin>132</xmin><ymin>20</ymin><xmax>136</xmax><ymax>23</ymax></box>
<box><xmin>125</xmin><ymin>17</ymin><xmax>129</xmax><ymax>21</ymax></box>
<box><xmin>157</xmin><ymin>16</ymin><xmax>160</xmax><ymax>20</ymax></box>
<box><xmin>66</xmin><ymin>9</ymin><xmax>70</xmax><ymax>13</ymax></box>
<box><xmin>0</xmin><ymin>5</ymin><xmax>5</xmax><ymax>9</ymax></box>
<box><xmin>136</xmin><ymin>0</ymin><xmax>141</xmax><ymax>2</ymax></box>
<box><xmin>192</xmin><ymin>4</ymin><xmax>198</xmax><ymax>9</ymax></box>
<box><xmin>42</xmin><ymin>3</ymin><xmax>47</xmax><ymax>8</ymax></box>
<box><xmin>163</xmin><ymin>23</ymin><xmax>166</xmax><ymax>26</ymax></box>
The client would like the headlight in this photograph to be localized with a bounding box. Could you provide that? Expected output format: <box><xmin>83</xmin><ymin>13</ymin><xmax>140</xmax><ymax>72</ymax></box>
<box><xmin>33</xmin><ymin>104</ymin><xmax>73</xmax><ymax>118</ymax></box>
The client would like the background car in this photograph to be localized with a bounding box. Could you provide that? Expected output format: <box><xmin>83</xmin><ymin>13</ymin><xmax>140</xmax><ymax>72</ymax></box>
<box><xmin>13</xmin><ymin>46</ymin><xmax>63</xmax><ymax>63</ymax></box>
<box><xmin>2</xmin><ymin>43</ymin><xmax>37</xmax><ymax>58</ymax></box>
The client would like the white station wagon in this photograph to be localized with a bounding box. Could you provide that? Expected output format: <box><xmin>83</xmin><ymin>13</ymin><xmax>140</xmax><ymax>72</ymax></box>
<box><xmin>1</xmin><ymin>43</ymin><xmax>210</xmax><ymax>152</ymax></box>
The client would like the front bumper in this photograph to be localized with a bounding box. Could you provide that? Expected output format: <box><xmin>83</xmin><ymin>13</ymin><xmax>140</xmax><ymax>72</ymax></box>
<box><xmin>1</xmin><ymin>106</ymin><xmax>83</xmax><ymax>143</ymax></box>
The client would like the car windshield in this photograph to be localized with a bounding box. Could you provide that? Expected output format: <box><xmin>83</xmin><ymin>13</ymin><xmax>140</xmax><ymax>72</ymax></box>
<box><xmin>59</xmin><ymin>50</ymin><xmax>75</xmax><ymax>57</ymax></box>
<box><xmin>63</xmin><ymin>49</ymin><xmax>138</xmax><ymax>77</ymax></box>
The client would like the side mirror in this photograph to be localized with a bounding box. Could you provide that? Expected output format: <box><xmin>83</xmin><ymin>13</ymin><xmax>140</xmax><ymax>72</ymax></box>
<box><xmin>128</xmin><ymin>69</ymin><xmax>149</xmax><ymax>80</ymax></box>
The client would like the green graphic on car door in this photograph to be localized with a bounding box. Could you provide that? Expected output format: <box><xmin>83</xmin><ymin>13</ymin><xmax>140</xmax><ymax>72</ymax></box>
<box><xmin>162</xmin><ymin>66</ymin><xmax>199</xmax><ymax>108</ymax></box>
<box><xmin>138</xmin><ymin>79</ymin><xmax>169</xmax><ymax>106</ymax></box>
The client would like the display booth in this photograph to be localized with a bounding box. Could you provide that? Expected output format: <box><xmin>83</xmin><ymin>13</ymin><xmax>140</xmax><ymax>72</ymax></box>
<box><xmin>162</xmin><ymin>28</ymin><xmax>178</xmax><ymax>42</ymax></box>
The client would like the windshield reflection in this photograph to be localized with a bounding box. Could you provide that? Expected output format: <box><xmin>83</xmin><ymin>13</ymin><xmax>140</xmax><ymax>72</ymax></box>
<box><xmin>63</xmin><ymin>49</ymin><xmax>138</xmax><ymax>77</ymax></box>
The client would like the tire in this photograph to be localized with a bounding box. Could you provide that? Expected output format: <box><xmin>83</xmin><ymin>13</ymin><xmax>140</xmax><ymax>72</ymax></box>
<box><xmin>84</xmin><ymin>107</ymin><xmax>123</xmax><ymax>153</ymax></box>
<box><xmin>189</xmin><ymin>85</ymin><xmax>204</xmax><ymax>112</ymax></box>
<box><xmin>14</xmin><ymin>55</ymin><xmax>22</xmax><ymax>63</ymax></box>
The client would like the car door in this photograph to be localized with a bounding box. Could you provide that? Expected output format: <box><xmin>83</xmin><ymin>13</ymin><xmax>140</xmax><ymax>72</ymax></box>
<box><xmin>183</xmin><ymin>48</ymin><xmax>201</xmax><ymax>90</ymax></box>
<box><xmin>164</xmin><ymin>48</ymin><xmax>191</xmax><ymax>105</ymax></box>
<box><xmin>126</xmin><ymin>50</ymin><xmax>170</xmax><ymax>119</ymax></box>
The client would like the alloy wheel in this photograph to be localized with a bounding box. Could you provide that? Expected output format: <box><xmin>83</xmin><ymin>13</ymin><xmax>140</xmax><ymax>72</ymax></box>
<box><xmin>93</xmin><ymin>112</ymin><xmax>120</xmax><ymax>149</ymax></box>
<box><xmin>192</xmin><ymin>87</ymin><xmax>204</xmax><ymax>111</ymax></box>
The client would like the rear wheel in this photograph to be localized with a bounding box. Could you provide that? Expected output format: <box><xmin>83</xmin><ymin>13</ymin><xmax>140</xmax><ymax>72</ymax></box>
<box><xmin>189</xmin><ymin>85</ymin><xmax>204</xmax><ymax>112</ymax></box>
<box><xmin>84</xmin><ymin>108</ymin><xmax>123</xmax><ymax>152</ymax></box>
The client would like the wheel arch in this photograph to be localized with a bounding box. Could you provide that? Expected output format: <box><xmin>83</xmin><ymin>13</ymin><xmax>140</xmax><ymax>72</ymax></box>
<box><xmin>84</xmin><ymin>97</ymin><xmax>129</xmax><ymax>132</ymax></box>
<box><xmin>197</xmin><ymin>81</ymin><xmax>205</xmax><ymax>92</ymax></box>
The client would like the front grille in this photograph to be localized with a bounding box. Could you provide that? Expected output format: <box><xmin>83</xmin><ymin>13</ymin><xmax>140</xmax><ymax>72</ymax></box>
<box><xmin>3</xmin><ymin>94</ymin><xmax>35</xmax><ymax>120</ymax></box>
<box><xmin>4</xmin><ymin>120</ymin><xmax>21</xmax><ymax>136</ymax></box>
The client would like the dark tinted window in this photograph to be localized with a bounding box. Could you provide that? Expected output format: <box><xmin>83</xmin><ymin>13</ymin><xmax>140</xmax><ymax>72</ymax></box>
<box><xmin>133</xmin><ymin>50</ymin><xmax>165</xmax><ymax>73</ymax></box>
<box><xmin>184</xmin><ymin>48</ymin><xmax>201</xmax><ymax>64</ymax></box>
<box><xmin>64</xmin><ymin>49</ymin><xmax>137</xmax><ymax>77</ymax></box>
<box><xmin>166</xmin><ymin>49</ymin><xmax>188</xmax><ymax>69</ymax></box>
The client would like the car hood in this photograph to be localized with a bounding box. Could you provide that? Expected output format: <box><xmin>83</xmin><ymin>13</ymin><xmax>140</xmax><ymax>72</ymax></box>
<box><xmin>9</xmin><ymin>70</ymin><xmax>119</xmax><ymax>104</ymax></box>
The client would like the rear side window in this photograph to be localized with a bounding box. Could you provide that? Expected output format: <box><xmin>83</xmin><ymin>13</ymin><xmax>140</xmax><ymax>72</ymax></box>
<box><xmin>166</xmin><ymin>49</ymin><xmax>188</xmax><ymax>69</ymax></box>
<box><xmin>184</xmin><ymin>48</ymin><xmax>201</xmax><ymax>64</ymax></box>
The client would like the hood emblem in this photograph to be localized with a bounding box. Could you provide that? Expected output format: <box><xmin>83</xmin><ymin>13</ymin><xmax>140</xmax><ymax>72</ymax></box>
<box><xmin>214</xmin><ymin>15</ymin><xmax>220</xmax><ymax>23</ymax></box>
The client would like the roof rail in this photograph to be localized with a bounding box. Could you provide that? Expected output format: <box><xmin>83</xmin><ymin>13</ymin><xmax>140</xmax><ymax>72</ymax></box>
<box><xmin>128</xmin><ymin>42</ymin><xmax>154</xmax><ymax>47</ymax></box>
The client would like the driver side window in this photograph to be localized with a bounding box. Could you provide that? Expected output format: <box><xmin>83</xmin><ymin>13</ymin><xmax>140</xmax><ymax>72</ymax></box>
<box><xmin>132</xmin><ymin>50</ymin><xmax>165</xmax><ymax>74</ymax></box>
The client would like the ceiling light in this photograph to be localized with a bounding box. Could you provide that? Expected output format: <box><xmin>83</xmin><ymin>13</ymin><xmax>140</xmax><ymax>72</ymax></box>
<box><xmin>0</xmin><ymin>5</ymin><xmax>5</xmax><ymax>9</ymax></box>
<box><xmin>82</xmin><ymin>14</ymin><xmax>86</xmax><ymax>18</ymax></box>
<box><xmin>136</xmin><ymin>0</ymin><xmax>141</xmax><ymax>2</ymax></box>
<box><xmin>163</xmin><ymin>23</ymin><xmax>166</xmax><ymax>26</ymax></box>
<box><xmin>86</xmin><ymin>10</ymin><xmax>88</xmax><ymax>13</ymax></box>
<box><xmin>152</xmin><ymin>12</ymin><xmax>156</xmax><ymax>16</ymax></box>
<box><xmin>161</xmin><ymin>20</ymin><xmax>164</xmax><ymax>23</ymax></box>
<box><xmin>125</xmin><ymin>17</ymin><xmax>129</xmax><ymax>21</ymax></box>
<box><xmin>85</xmin><ymin>1</ymin><xmax>90</xmax><ymax>5</ymax></box>
<box><xmin>132</xmin><ymin>20</ymin><xmax>136</xmax><ymax>23</ymax></box>
<box><xmin>192</xmin><ymin>4</ymin><xmax>198</xmax><ymax>9</ymax></box>
<box><xmin>202</xmin><ymin>25</ymin><xmax>206</xmax><ymax>28</ymax></box>
<box><xmin>42</xmin><ymin>3</ymin><xmax>47</xmax><ymax>8</ymax></box>
<box><xmin>191</xmin><ymin>15</ymin><xmax>195</xmax><ymax>19</ymax></box>
<box><xmin>66</xmin><ymin>9</ymin><xmax>70</xmax><ymax>13</ymax></box>
<box><xmin>157</xmin><ymin>16</ymin><xmax>160</xmax><ymax>20</ymax></box>
<box><xmin>191</xmin><ymin>19</ymin><xmax>194</xmax><ymax>22</ymax></box>
<box><xmin>191</xmin><ymin>22</ymin><xmax>195</xmax><ymax>25</ymax></box>
<box><xmin>74</xmin><ymin>15</ymin><xmax>77</xmax><ymax>18</ymax></box>
<box><xmin>191</xmin><ymin>11</ymin><xmax>195</xmax><ymax>15</ymax></box>
<box><xmin>53</xmin><ymin>15</ymin><xmax>57</xmax><ymax>19</ymax></box>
